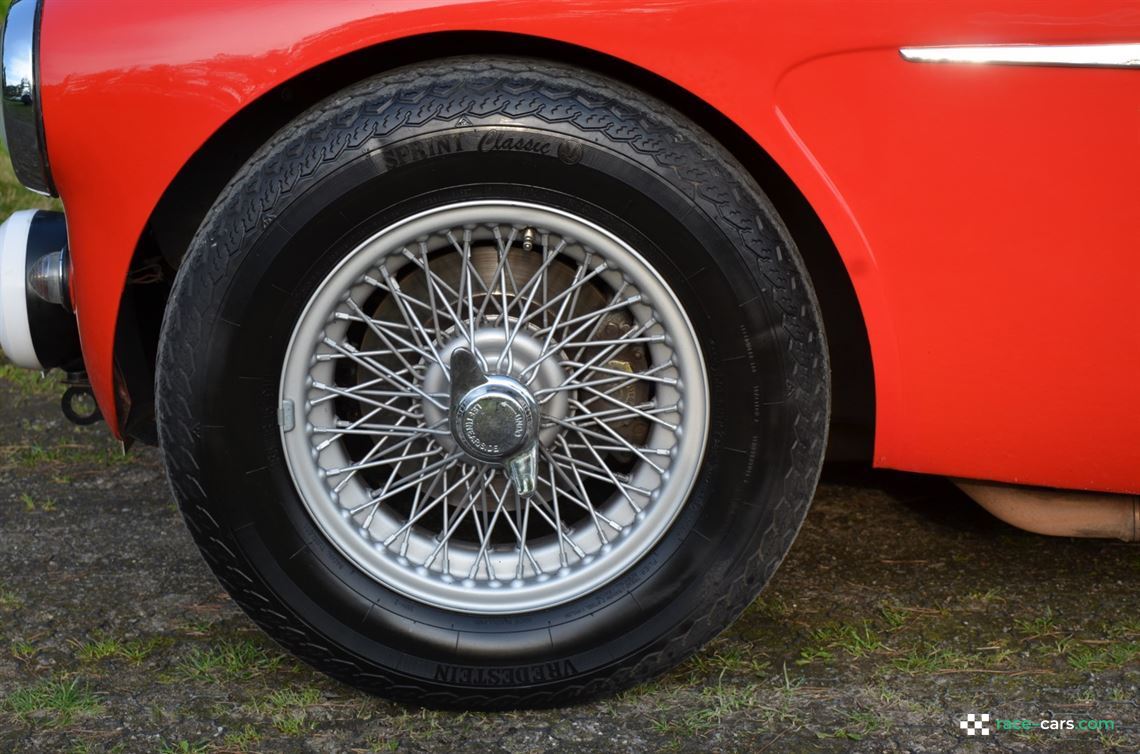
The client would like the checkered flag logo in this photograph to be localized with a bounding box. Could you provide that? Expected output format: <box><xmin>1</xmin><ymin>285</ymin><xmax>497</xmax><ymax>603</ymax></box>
<box><xmin>960</xmin><ymin>713</ymin><xmax>991</xmax><ymax>736</ymax></box>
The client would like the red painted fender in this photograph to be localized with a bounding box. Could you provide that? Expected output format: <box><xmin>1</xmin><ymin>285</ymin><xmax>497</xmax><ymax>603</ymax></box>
<box><xmin>38</xmin><ymin>0</ymin><xmax>1140</xmax><ymax>492</ymax></box>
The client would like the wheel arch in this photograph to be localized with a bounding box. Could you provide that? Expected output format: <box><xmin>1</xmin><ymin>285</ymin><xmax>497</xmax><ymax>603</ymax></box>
<box><xmin>117</xmin><ymin>31</ymin><xmax>874</xmax><ymax>459</ymax></box>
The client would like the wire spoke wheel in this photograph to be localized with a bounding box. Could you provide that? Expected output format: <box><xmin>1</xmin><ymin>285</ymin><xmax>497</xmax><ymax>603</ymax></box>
<box><xmin>280</xmin><ymin>201</ymin><xmax>709</xmax><ymax>613</ymax></box>
<box><xmin>159</xmin><ymin>59</ymin><xmax>828</xmax><ymax>705</ymax></box>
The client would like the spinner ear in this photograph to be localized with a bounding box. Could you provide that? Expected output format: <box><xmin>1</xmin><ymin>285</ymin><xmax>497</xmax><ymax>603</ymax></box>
<box><xmin>449</xmin><ymin>346</ymin><xmax>487</xmax><ymax>401</ymax></box>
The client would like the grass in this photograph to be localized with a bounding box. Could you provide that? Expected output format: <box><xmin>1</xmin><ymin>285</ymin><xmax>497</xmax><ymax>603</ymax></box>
<box><xmin>177</xmin><ymin>638</ymin><xmax>283</xmax><ymax>681</ymax></box>
<box><xmin>19</xmin><ymin>492</ymin><xmax>55</xmax><ymax>511</ymax></box>
<box><xmin>1106</xmin><ymin>617</ymin><xmax>1140</xmax><ymax>638</ymax></box>
<box><xmin>687</xmin><ymin>644</ymin><xmax>771</xmax><ymax>678</ymax></box>
<box><xmin>10</xmin><ymin>638</ymin><xmax>36</xmax><ymax>661</ymax></box>
<box><xmin>646</xmin><ymin>668</ymin><xmax>806</xmax><ymax>742</ymax></box>
<box><xmin>0</xmin><ymin>142</ymin><xmax>60</xmax><ymax>217</ymax></box>
<box><xmin>891</xmin><ymin>643</ymin><xmax>972</xmax><ymax>674</ymax></box>
<box><xmin>1014</xmin><ymin>609</ymin><xmax>1059</xmax><ymax>638</ymax></box>
<box><xmin>5</xmin><ymin>676</ymin><xmax>101</xmax><ymax>726</ymax></box>
<box><xmin>797</xmin><ymin>620</ymin><xmax>875</xmax><ymax>665</ymax></box>
<box><xmin>878</xmin><ymin>602</ymin><xmax>909</xmax><ymax>631</ymax></box>
<box><xmin>745</xmin><ymin>594</ymin><xmax>793</xmax><ymax>620</ymax></box>
<box><xmin>886</xmin><ymin>639</ymin><xmax>1016</xmax><ymax>674</ymax></box>
<box><xmin>157</xmin><ymin>742</ymin><xmax>209</xmax><ymax>754</ymax></box>
<box><xmin>651</xmin><ymin>682</ymin><xmax>766</xmax><ymax>737</ymax></box>
<box><xmin>67</xmin><ymin>743</ymin><xmax>126</xmax><ymax>754</ymax></box>
<box><xmin>796</xmin><ymin>646</ymin><xmax>834</xmax><ymax>665</ymax></box>
<box><xmin>818</xmin><ymin>709</ymin><xmax>891</xmax><ymax>740</ymax></box>
<box><xmin>1108</xmin><ymin>686</ymin><xmax>1131</xmax><ymax>702</ymax></box>
<box><xmin>963</xmin><ymin>588</ymin><xmax>1005</xmax><ymax>605</ymax></box>
<box><xmin>1099</xmin><ymin>732</ymin><xmax>1129</xmax><ymax>749</ymax></box>
<box><xmin>0</xmin><ymin>363</ymin><xmax>62</xmax><ymax>397</ymax></box>
<box><xmin>0</xmin><ymin>586</ymin><xmax>22</xmax><ymax>609</ymax></box>
<box><xmin>0</xmin><ymin>440</ymin><xmax>130</xmax><ymax>471</ymax></box>
<box><xmin>246</xmin><ymin>686</ymin><xmax>322</xmax><ymax>735</ymax></box>
<box><xmin>809</xmin><ymin>620</ymin><xmax>884</xmax><ymax>659</ymax></box>
<box><xmin>785</xmin><ymin>597</ymin><xmax>1134</xmax><ymax>682</ymax></box>
<box><xmin>74</xmin><ymin>636</ymin><xmax>126</xmax><ymax>662</ymax></box>
<box><xmin>220</xmin><ymin>723</ymin><xmax>262</xmax><ymax>752</ymax></box>
<box><xmin>1066</xmin><ymin>640</ymin><xmax>1140</xmax><ymax>671</ymax></box>
<box><xmin>1046</xmin><ymin>635</ymin><xmax>1076</xmax><ymax>655</ymax></box>
<box><xmin>73</xmin><ymin>633</ymin><xmax>166</xmax><ymax>664</ymax></box>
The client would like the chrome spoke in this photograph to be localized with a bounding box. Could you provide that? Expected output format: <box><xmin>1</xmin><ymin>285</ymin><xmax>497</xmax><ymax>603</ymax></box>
<box><xmin>549</xmin><ymin>451</ymin><xmax>652</xmax><ymax>498</ymax></box>
<box><xmin>321</xmin><ymin>337</ymin><xmax>444</xmax><ymax>410</ymax></box>
<box><xmin>312</xmin><ymin>381</ymin><xmax>423</xmax><ymax>420</ymax></box>
<box><xmin>544</xmin><ymin>415</ymin><xmax>667</xmax><ymax>475</ymax></box>
<box><xmin>422</xmin><ymin>472</ymin><xmax>484</xmax><ymax>571</ymax></box>
<box><xmin>398</xmin><ymin>453</ymin><xmax>442</xmax><ymax>557</ymax></box>
<box><xmin>450</xmin><ymin>228</ymin><xmax>480</xmax><ymax>350</ymax></box>
<box><xmin>533</xmin><ymin>293</ymin><xmax>640</xmax><ymax>337</ymax></box>
<box><xmin>542</xmin><ymin>447</ymin><xmax>621</xmax><ymax>542</ymax></box>
<box><xmin>562</xmin><ymin>335</ymin><xmax>666</xmax><ymax>349</ymax></box>
<box><xmin>377</xmin><ymin>268</ymin><xmax>451</xmax><ymax>380</ymax></box>
<box><xmin>533</xmin><ymin>366</ymin><xmax>674</xmax><ymax>401</ymax></box>
<box><xmin>530</xmin><ymin>493</ymin><xmax>585</xmax><ymax>563</ymax></box>
<box><xmin>326</xmin><ymin>446</ymin><xmax>443</xmax><ymax>478</ymax></box>
<box><xmin>521</xmin><ymin>284</ymin><xmax>637</xmax><ymax>386</ymax></box>
<box><xmin>331</xmin><ymin>414</ymin><xmax>423</xmax><ymax>493</ymax></box>
<box><xmin>554</xmin><ymin>317</ymin><xmax>660</xmax><ymax>388</ymax></box>
<box><xmin>570</xmin><ymin>393</ymin><xmax>680</xmax><ymax>432</ymax></box>
<box><xmin>345</xmin><ymin>298</ymin><xmax>438</xmax><ymax>372</ymax></box>
<box><xmin>500</xmin><ymin>238</ymin><xmax>566</xmax><ymax>355</ymax></box>
<box><xmin>513</xmin><ymin>260</ymin><xmax>610</xmax><ymax>332</ymax></box>
<box><xmin>411</xmin><ymin>243</ymin><xmax>448</xmax><ymax>347</ymax></box>
<box><xmin>466</xmin><ymin>472</ymin><xmax>503</xmax><ymax>581</ymax></box>
<box><xmin>554</xmin><ymin>400</ymin><xmax>664</xmax><ymax>424</ymax></box>
<box><xmin>382</xmin><ymin>465</ymin><xmax>477</xmax><ymax>547</ymax></box>
<box><xmin>562</xmin><ymin>441</ymin><xmax>672</xmax><ymax>457</ymax></box>
<box><xmin>313</xmin><ymin>423</ymin><xmax>447</xmax><ymax>437</ymax></box>
<box><xmin>525</xmin><ymin>259</ymin><xmax>592</xmax><ymax>380</ymax></box>
<box><xmin>558</xmin><ymin>360</ymin><xmax>677</xmax><ymax>385</ymax></box>
<box><xmin>565</xmin><ymin>280</ymin><xmax>631</xmax><ymax>365</ymax></box>
<box><xmin>315</xmin><ymin>345</ymin><xmax>422</xmax><ymax>360</ymax></box>
<box><xmin>311</xmin><ymin>373</ymin><xmax>418</xmax><ymax>406</ymax></box>
<box><xmin>360</xmin><ymin>274</ymin><xmax>436</xmax><ymax>315</ymax></box>
<box><xmin>349</xmin><ymin>453</ymin><xmax>465</xmax><ymax>516</ymax></box>
<box><xmin>399</xmin><ymin>247</ymin><xmax>470</xmax><ymax>347</ymax></box>
<box><xmin>361</xmin><ymin>439</ymin><xmax>423</xmax><ymax>529</ymax></box>
<box><xmin>555</xmin><ymin>435</ymin><xmax>645</xmax><ymax>512</ymax></box>
<box><xmin>313</xmin><ymin>404</ymin><xmax>386</xmax><ymax>452</ymax></box>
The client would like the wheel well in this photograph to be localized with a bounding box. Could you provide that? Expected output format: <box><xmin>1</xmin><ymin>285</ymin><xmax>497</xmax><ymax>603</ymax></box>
<box><xmin>118</xmin><ymin>32</ymin><xmax>874</xmax><ymax>459</ymax></box>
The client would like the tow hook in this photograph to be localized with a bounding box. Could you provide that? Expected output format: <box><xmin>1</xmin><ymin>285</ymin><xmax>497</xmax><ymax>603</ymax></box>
<box><xmin>60</xmin><ymin>372</ymin><xmax>101</xmax><ymax>426</ymax></box>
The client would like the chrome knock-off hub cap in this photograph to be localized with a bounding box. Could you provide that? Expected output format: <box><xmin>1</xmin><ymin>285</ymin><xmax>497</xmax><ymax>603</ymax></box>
<box><xmin>448</xmin><ymin>347</ymin><xmax>541</xmax><ymax>496</ymax></box>
<box><xmin>279</xmin><ymin>201</ymin><xmax>709</xmax><ymax>614</ymax></box>
<box><xmin>452</xmin><ymin>374</ymin><xmax>537</xmax><ymax>463</ymax></box>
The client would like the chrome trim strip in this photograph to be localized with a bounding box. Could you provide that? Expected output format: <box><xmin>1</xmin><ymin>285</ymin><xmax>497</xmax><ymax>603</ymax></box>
<box><xmin>1</xmin><ymin>0</ymin><xmax>54</xmax><ymax>196</ymax></box>
<box><xmin>900</xmin><ymin>43</ymin><xmax>1140</xmax><ymax>69</ymax></box>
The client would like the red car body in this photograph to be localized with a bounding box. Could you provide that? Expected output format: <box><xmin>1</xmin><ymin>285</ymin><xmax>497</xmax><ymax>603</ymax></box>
<box><xmin>38</xmin><ymin>0</ymin><xmax>1140</xmax><ymax>494</ymax></box>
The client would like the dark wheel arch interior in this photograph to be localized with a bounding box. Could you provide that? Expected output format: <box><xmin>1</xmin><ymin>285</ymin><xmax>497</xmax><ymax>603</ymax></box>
<box><xmin>116</xmin><ymin>31</ymin><xmax>874</xmax><ymax>461</ymax></box>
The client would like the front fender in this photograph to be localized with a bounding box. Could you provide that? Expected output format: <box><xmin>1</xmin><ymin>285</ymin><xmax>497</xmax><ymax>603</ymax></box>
<box><xmin>39</xmin><ymin>0</ymin><xmax>1140</xmax><ymax>492</ymax></box>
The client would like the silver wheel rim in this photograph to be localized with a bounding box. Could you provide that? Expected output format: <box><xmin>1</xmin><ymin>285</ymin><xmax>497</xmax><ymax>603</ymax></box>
<box><xmin>280</xmin><ymin>200</ymin><xmax>708</xmax><ymax>614</ymax></box>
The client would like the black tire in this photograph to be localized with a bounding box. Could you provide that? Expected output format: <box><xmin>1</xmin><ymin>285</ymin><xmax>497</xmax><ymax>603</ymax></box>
<box><xmin>156</xmin><ymin>57</ymin><xmax>829</xmax><ymax>709</ymax></box>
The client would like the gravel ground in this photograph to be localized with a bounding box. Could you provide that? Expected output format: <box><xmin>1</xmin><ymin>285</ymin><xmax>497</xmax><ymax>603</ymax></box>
<box><xmin>0</xmin><ymin>365</ymin><xmax>1137</xmax><ymax>753</ymax></box>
